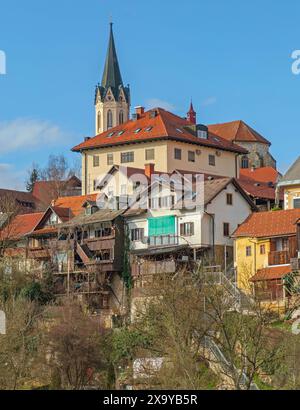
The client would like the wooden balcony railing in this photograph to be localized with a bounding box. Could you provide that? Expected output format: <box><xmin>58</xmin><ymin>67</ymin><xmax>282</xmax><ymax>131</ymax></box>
<box><xmin>268</xmin><ymin>250</ymin><xmax>290</xmax><ymax>266</ymax></box>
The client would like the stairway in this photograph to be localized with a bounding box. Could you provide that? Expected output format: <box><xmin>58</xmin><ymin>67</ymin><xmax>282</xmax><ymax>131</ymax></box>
<box><xmin>76</xmin><ymin>242</ymin><xmax>94</xmax><ymax>265</ymax></box>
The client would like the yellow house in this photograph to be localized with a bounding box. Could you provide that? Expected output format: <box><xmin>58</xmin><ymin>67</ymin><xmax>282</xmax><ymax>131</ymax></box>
<box><xmin>277</xmin><ymin>156</ymin><xmax>300</xmax><ymax>209</ymax></box>
<box><xmin>233</xmin><ymin>209</ymin><xmax>300</xmax><ymax>310</ymax></box>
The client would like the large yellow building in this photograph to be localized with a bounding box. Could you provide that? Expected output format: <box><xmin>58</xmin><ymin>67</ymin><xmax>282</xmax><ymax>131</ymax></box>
<box><xmin>72</xmin><ymin>25</ymin><xmax>247</xmax><ymax>195</ymax></box>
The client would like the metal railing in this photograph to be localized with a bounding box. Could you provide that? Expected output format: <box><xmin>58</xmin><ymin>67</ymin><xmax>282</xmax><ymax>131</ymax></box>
<box><xmin>203</xmin><ymin>336</ymin><xmax>259</xmax><ymax>390</ymax></box>
<box><xmin>147</xmin><ymin>235</ymin><xmax>179</xmax><ymax>247</ymax></box>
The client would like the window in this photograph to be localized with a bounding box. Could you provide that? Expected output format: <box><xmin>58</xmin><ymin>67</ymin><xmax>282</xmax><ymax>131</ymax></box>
<box><xmin>95</xmin><ymin>223</ymin><xmax>112</xmax><ymax>238</ymax></box>
<box><xmin>226</xmin><ymin>193</ymin><xmax>233</xmax><ymax>205</ymax></box>
<box><xmin>133</xmin><ymin>181</ymin><xmax>141</xmax><ymax>191</ymax></box>
<box><xmin>145</xmin><ymin>149</ymin><xmax>155</xmax><ymax>160</ymax></box>
<box><xmin>241</xmin><ymin>156</ymin><xmax>249</xmax><ymax>169</ymax></box>
<box><xmin>294</xmin><ymin>198</ymin><xmax>300</xmax><ymax>209</ymax></box>
<box><xmin>180</xmin><ymin>222</ymin><xmax>195</xmax><ymax>236</ymax></box>
<box><xmin>93</xmin><ymin>180</ymin><xmax>99</xmax><ymax>191</ymax></box>
<box><xmin>107</xmin><ymin>153</ymin><xmax>113</xmax><ymax>165</ymax></box>
<box><xmin>118</xmin><ymin>130</ymin><xmax>125</xmax><ymax>136</ymax></box>
<box><xmin>197</xmin><ymin>130</ymin><xmax>208</xmax><ymax>139</ymax></box>
<box><xmin>246</xmin><ymin>246</ymin><xmax>252</xmax><ymax>257</ymax></box>
<box><xmin>188</xmin><ymin>151</ymin><xmax>195</xmax><ymax>162</ymax></box>
<box><xmin>134</xmin><ymin>128</ymin><xmax>142</xmax><ymax>134</ymax></box>
<box><xmin>131</xmin><ymin>228</ymin><xmax>144</xmax><ymax>242</ymax></box>
<box><xmin>93</xmin><ymin>155</ymin><xmax>99</xmax><ymax>167</ymax></box>
<box><xmin>209</xmin><ymin>154</ymin><xmax>216</xmax><ymax>166</ymax></box>
<box><xmin>146</xmin><ymin>126</ymin><xmax>153</xmax><ymax>132</ymax></box>
<box><xmin>107</xmin><ymin>110</ymin><xmax>113</xmax><ymax>129</ymax></box>
<box><xmin>260</xmin><ymin>244</ymin><xmax>266</xmax><ymax>255</ymax></box>
<box><xmin>121</xmin><ymin>151</ymin><xmax>134</xmax><ymax>163</ymax></box>
<box><xmin>174</xmin><ymin>148</ymin><xmax>182</xmax><ymax>160</ymax></box>
<box><xmin>97</xmin><ymin>112</ymin><xmax>101</xmax><ymax>133</ymax></box>
<box><xmin>121</xmin><ymin>184</ymin><xmax>127</xmax><ymax>195</ymax></box>
<box><xmin>119</xmin><ymin>110</ymin><xmax>124</xmax><ymax>125</ymax></box>
<box><xmin>223</xmin><ymin>222</ymin><xmax>230</xmax><ymax>237</ymax></box>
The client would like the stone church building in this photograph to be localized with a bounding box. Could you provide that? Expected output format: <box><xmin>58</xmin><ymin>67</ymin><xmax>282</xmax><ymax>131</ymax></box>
<box><xmin>208</xmin><ymin>120</ymin><xmax>276</xmax><ymax>170</ymax></box>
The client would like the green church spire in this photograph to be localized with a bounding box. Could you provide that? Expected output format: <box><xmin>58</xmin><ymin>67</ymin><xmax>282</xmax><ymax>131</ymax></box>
<box><xmin>101</xmin><ymin>23</ymin><xmax>123</xmax><ymax>89</ymax></box>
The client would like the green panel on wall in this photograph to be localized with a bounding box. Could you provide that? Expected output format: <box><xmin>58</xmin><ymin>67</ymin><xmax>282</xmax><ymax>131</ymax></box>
<box><xmin>148</xmin><ymin>216</ymin><xmax>176</xmax><ymax>236</ymax></box>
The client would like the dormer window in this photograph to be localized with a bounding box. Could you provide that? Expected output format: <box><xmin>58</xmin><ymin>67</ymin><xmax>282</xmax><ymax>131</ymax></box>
<box><xmin>134</xmin><ymin>128</ymin><xmax>142</xmax><ymax>134</ymax></box>
<box><xmin>197</xmin><ymin>130</ymin><xmax>208</xmax><ymax>139</ymax></box>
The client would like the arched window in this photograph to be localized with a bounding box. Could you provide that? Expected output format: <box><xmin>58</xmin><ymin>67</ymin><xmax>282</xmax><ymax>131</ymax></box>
<box><xmin>241</xmin><ymin>156</ymin><xmax>249</xmax><ymax>169</ymax></box>
<box><xmin>119</xmin><ymin>110</ymin><xmax>124</xmax><ymax>125</ymax></box>
<box><xmin>97</xmin><ymin>112</ymin><xmax>101</xmax><ymax>133</ymax></box>
<box><xmin>107</xmin><ymin>110</ymin><xmax>113</xmax><ymax>129</ymax></box>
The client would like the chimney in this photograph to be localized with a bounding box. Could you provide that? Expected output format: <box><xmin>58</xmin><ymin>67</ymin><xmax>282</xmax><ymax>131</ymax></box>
<box><xmin>135</xmin><ymin>106</ymin><xmax>145</xmax><ymax>118</ymax></box>
<box><xmin>145</xmin><ymin>163</ymin><xmax>155</xmax><ymax>179</ymax></box>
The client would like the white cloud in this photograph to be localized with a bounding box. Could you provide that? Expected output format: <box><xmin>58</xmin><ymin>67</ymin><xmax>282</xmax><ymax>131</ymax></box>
<box><xmin>202</xmin><ymin>97</ymin><xmax>217</xmax><ymax>107</ymax></box>
<box><xmin>145</xmin><ymin>99</ymin><xmax>176</xmax><ymax>112</ymax></box>
<box><xmin>0</xmin><ymin>163</ymin><xmax>25</xmax><ymax>190</ymax></box>
<box><xmin>0</xmin><ymin>118</ymin><xmax>71</xmax><ymax>154</ymax></box>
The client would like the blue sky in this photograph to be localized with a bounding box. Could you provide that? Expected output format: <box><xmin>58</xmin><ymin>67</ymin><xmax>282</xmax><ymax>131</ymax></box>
<box><xmin>0</xmin><ymin>0</ymin><xmax>300</xmax><ymax>189</ymax></box>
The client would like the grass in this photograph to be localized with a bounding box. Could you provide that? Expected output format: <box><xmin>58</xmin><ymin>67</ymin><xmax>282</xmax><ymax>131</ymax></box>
<box><xmin>270</xmin><ymin>320</ymin><xmax>292</xmax><ymax>333</ymax></box>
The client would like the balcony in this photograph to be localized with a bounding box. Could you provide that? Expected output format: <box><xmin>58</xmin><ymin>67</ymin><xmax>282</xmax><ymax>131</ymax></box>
<box><xmin>28</xmin><ymin>248</ymin><xmax>50</xmax><ymax>259</ymax></box>
<box><xmin>268</xmin><ymin>250</ymin><xmax>290</xmax><ymax>266</ymax></box>
<box><xmin>148</xmin><ymin>235</ymin><xmax>179</xmax><ymax>248</ymax></box>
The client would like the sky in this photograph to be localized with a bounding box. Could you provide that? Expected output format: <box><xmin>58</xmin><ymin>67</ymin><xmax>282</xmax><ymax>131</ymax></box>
<box><xmin>0</xmin><ymin>0</ymin><xmax>300</xmax><ymax>190</ymax></box>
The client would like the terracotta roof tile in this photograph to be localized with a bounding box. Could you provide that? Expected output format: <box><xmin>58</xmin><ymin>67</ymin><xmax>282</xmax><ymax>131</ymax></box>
<box><xmin>208</xmin><ymin>120</ymin><xmax>271</xmax><ymax>145</ymax></box>
<box><xmin>72</xmin><ymin>108</ymin><xmax>247</xmax><ymax>154</ymax></box>
<box><xmin>0</xmin><ymin>212</ymin><xmax>44</xmax><ymax>240</ymax></box>
<box><xmin>250</xmin><ymin>265</ymin><xmax>291</xmax><ymax>282</ymax></box>
<box><xmin>233</xmin><ymin>209</ymin><xmax>300</xmax><ymax>238</ymax></box>
<box><xmin>239</xmin><ymin>167</ymin><xmax>280</xmax><ymax>184</ymax></box>
<box><xmin>53</xmin><ymin>194</ymin><xmax>97</xmax><ymax>217</ymax></box>
<box><xmin>237</xmin><ymin>178</ymin><xmax>277</xmax><ymax>200</ymax></box>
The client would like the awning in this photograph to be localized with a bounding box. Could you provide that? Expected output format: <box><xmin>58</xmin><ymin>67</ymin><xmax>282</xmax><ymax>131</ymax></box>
<box><xmin>131</xmin><ymin>244</ymin><xmax>188</xmax><ymax>257</ymax></box>
<box><xmin>250</xmin><ymin>265</ymin><xmax>292</xmax><ymax>282</ymax></box>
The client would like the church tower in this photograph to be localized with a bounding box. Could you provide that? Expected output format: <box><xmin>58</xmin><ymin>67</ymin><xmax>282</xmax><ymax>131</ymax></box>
<box><xmin>95</xmin><ymin>23</ymin><xmax>130</xmax><ymax>134</ymax></box>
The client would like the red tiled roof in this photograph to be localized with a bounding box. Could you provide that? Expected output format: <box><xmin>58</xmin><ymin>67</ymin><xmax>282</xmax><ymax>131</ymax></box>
<box><xmin>72</xmin><ymin>108</ymin><xmax>247</xmax><ymax>154</ymax></box>
<box><xmin>32</xmin><ymin>177</ymin><xmax>82</xmax><ymax>208</ymax></box>
<box><xmin>240</xmin><ymin>167</ymin><xmax>279</xmax><ymax>184</ymax></box>
<box><xmin>237</xmin><ymin>178</ymin><xmax>277</xmax><ymax>200</ymax></box>
<box><xmin>0</xmin><ymin>212</ymin><xmax>44</xmax><ymax>240</ymax></box>
<box><xmin>29</xmin><ymin>226</ymin><xmax>58</xmax><ymax>236</ymax></box>
<box><xmin>53</xmin><ymin>194</ymin><xmax>97</xmax><ymax>217</ymax></box>
<box><xmin>208</xmin><ymin>120</ymin><xmax>271</xmax><ymax>145</ymax></box>
<box><xmin>233</xmin><ymin>209</ymin><xmax>300</xmax><ymax>238</ymax></box>
<box><xmin>250</xmin><ymin>265</ymin><xmax>291</xmax><ymax>282</ymax></box>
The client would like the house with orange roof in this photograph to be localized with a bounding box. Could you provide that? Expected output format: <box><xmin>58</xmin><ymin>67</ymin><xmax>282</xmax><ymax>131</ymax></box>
<box><xmin>233</xmin><ymin>209</ymin><xmax>300</xmax><ymax>313</ymax></box>
<box><xmin>208</xmin><ymin>120</ymin><xmax>276</xmax><ymax>170</ymax></box>
<box><xmin>238</xmin><ymin>167</ymin><xmax>283</xmax><ymax>211</ymax></box>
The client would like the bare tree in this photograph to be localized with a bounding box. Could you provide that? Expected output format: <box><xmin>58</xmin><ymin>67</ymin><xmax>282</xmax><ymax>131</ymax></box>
<box><xmin>0</xmin><ymin>297</ymin><xmax>41</xmax><ymax>390</ymax></box>
<box><xmin>40</xmin><ymin>154</ymin><xmax>75</xmax><ymax>199</ymax></box>
<box><xmin>44</xmin><ymin>300</ymin><xmax>106</xmax><ymax>390</ymax></box>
